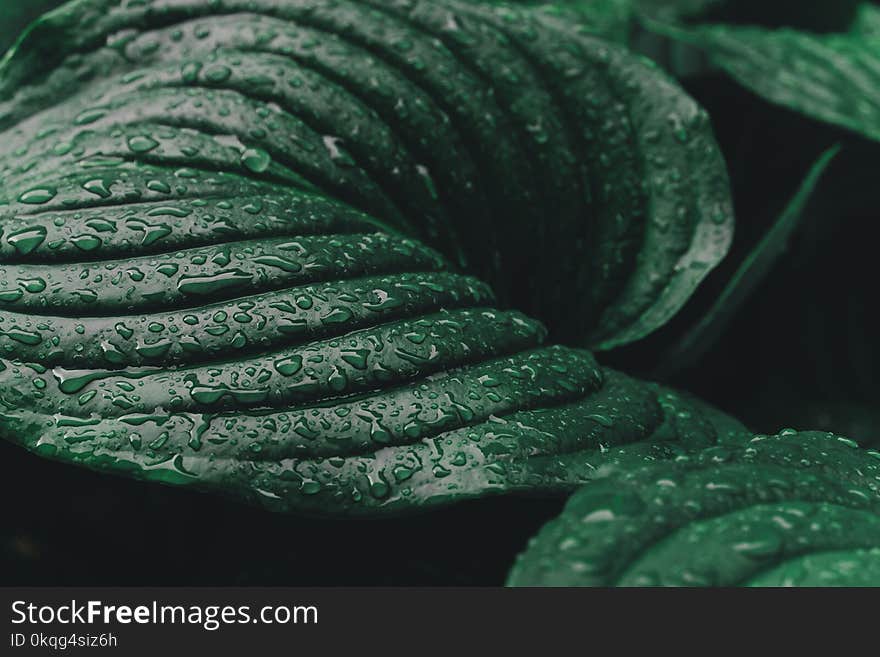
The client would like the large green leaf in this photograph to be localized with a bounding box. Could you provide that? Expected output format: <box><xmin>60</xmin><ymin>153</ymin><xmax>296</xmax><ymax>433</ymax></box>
<box><xmin>507</xmin><ymin>431</ymin><xmax>880</xmax><ymax>586</ymax></box>
<box><xmin>648</xmin><ymin>8</ymin><xmax>880</xmax><ymax>142</ymax></box>
<box><xmin>0</xmin><ymin>0</ymin><xmax>733</xmax><ymax>349</ymax></box>
<box><xmin>0</xmin><ymin>0</ymin><xmax>745</xmax><ymax>514</ymax></box>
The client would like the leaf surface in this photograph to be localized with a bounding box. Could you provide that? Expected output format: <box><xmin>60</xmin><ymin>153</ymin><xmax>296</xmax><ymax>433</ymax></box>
<box><xmin>0</xmin><ymin>0</ymin><xmax>733</xmax><ymax>348</ymax></box>
<box><xmin>649</xmin><ymin>14</ymin><xmax>880</xmax><ymax>143</ymax></box>
<box><xmin>0</xmin><ymin>0</ymin><xmax>744</xmax><ymax>513</ymax></box>
<box><xmin>508</xmin><ymin>431</ymin><xmax>880</xmax><ymax>586</ymax></box>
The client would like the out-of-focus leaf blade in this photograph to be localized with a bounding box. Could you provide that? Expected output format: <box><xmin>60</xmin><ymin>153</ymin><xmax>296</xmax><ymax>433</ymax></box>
<box><xmin>648</xmin><ymin>16</ymin><xmax>880</xmax><ymax>142</ymax></box>
<box><xmin>853</xmin><ymin>4</ymin><xmax>880</xmax><ymax>38</ymax></box>
<box><xmin>0</xmin><ymin>0</ymin><xmax>65</xmax><ymax>55</ymax></box>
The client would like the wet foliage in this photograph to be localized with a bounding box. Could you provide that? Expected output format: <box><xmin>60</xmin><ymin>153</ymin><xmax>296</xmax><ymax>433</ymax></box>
<box><xmin>1</xmin><ymin>0</ymin><xmax>878</xmax><ymax>586</ymax></box>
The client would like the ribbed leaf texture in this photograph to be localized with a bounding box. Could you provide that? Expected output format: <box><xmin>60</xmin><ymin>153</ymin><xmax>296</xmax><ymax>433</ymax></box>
<box><xmin>0</xmin><ymin>0</ymin><xmax>734</xmax><ymax>348</ymax></box>
<box><xmin>508</xmin><ymin>431</ymin><xmax>880</xmax><ymax>586</ymax></box>
<box><xmin>0</xmin><ymin>0</ymin><xmax>742</xmax><ymax>514</ymax></box>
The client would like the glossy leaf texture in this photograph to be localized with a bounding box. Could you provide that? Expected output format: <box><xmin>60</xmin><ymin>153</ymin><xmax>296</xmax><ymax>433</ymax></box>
<box><xmin>648</xmin><ymin>8</ymin><xmax>880</xmax><ymax>143</ymax></box>
<box><xmin>508</xmin><ymin>431</ymin><xmax>880</xmax><ymax>586</ymax></box>
<box><xmin>0</xmin><ymin>0</ymin><xmax>733</xmax><ymax>349</ymax></box>
<box><xmin>0</xmin><ymin>337</ymin><xmax>747</xmax><ymax>515</ymax></box>
<box><xmin>0</xmin><ymin>0</ymin><xmax>747</xmax><ymax>514</ymax></box>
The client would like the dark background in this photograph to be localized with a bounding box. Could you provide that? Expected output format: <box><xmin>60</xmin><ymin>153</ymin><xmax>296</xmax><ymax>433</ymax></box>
<box><xmin>2</xmin><ymin>0</ymin><xmax>879</xmax><ymax>585</ymax></box>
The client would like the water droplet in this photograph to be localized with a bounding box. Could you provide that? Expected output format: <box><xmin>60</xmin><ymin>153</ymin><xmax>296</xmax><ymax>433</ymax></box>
<box><xmin>274</xmin><ymin>355</ymin><xmax>303</xmax><ymax>377</ymax></box>
<box><xmin>240</xmin><ymin>148</ymin><xmax>271</xmax><ymax>173</ymax></box>
<box><xmin>82</xmin><ymin>179</ymin><xmax>112</xmax><ymax>198</ymax></box>
<box><xmin>177</xmin><ymin>270</ymin><xmax>253</xmax><ymax>295</ymax></box>
<box><xmin>204</xmin><ymin>64</ymin><xmax>232</xmax><ymax>83</ymax></box>
<box><xmin>18</xmin><ymin>188</ymin><xmax>56</xmax><ymax>205</ymax></box>
<box><xmin>127</xmin><ymin>135</ymin><xmax>159</xmax><ymax>153</ymax></box>
<box><xmin>7</xmin><ymin>226</ymin><xmax>47</xmax><ymax>254</ymax></box>
<box><xmin>3</xmin><ymin>327</ymin><xmax>41</xmax><ymax>345</ymax></box>
<box><xmin>70</xmin><ymin>234</ymin><xmax>102</xmax><ymax>251</ymax></box>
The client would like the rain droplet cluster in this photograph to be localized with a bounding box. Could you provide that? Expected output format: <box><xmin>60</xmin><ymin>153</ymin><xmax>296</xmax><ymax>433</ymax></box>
<box><xmin>509</xmin><ymin>431</ymin><xmax>880</xmax><ymax>586</ymax></box>
<box><xmin>0</xmin><ymin>0</ymin><xmax>734</xmax><ymax>351</ymax></box>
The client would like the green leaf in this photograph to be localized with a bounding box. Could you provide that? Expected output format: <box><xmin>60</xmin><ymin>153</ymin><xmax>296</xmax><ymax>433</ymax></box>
<box><xmin>0</xmin><ymin>0</ymin><xmax>745</xmax><ymax>513</ymax></box>
<box><xmin>648</xmin><ymin>13</ymin><xmax>880</xmax><ymax>142</ymax></box>
<box><xmin>0</xmin><ymin>0</ymin><xmax>733</xmax><ymax>350</ymax></box>
<box><xmin>479</xmin><ymin>1</ymin><xmax>634</xmax><ymax>42</ymax></box>
<box><xmin>853</xmin><ymin>4</ymin><xmax>880</xmax><ymax>38</ymax></box>
<box><xmin>507</xmin><ymin>431</ymin><xmax>880</xmax><ymax>586</ymax></box>
<box><xmin>0</xmin><ymin>0</ymin><xmax>65</xmax><ymax>55</ymax></box>
<box><xmin>1</xmin><ymin>353</ymin><xmax>748</xmax><ymax>514</ymax></box>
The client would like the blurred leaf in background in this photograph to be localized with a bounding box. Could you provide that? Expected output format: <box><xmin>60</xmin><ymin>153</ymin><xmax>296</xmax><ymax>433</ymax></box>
<box><xmin>0</xmin><ymin>0</ymin><xmax>65</xmax><ymax>54</ymax></box>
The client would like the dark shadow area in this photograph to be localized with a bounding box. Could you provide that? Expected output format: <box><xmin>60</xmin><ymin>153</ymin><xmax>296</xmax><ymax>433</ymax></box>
<box><xmin>1</xmin><ymin>439</ymin><xmax>564</xmax><ymax>585</ymax></box>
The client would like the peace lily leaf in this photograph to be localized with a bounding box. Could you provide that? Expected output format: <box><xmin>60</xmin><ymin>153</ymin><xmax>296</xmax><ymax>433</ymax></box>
<box><xmin>507</xmin><ymin>431</ymin><xmax>880</xmax><ymax>586</ymax></box>
<box><xmin>0</xmin><ymin>0</ymin><xmax>733</xmax><ymax>350</ymax></box>
<box><xmin>0</xmin><ymin>0</ymin><xmax>745</xmax><ymax>514</ymax></box>
<box><xmin>648</xmin><ymin>14</ymin><xmax>880</xmax><ymax>143</ymax></box>
<box><xmin>0</xmin><ymin>349</ymin><xmax>748</xmax><ymax>514</ymax></box>
<box><xmin>745</xmin><ymin>547</ymin><xmax>880</xmax><ymax>587</ymax></box>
